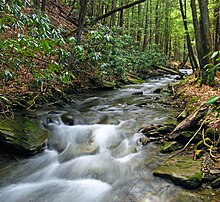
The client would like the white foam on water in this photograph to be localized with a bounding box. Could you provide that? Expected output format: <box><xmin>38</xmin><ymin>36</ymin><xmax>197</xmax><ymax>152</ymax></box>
<box><xmin>0</xmin><ymin>179</ymin><xmax>111</xmax><ymax>202</ymax></box>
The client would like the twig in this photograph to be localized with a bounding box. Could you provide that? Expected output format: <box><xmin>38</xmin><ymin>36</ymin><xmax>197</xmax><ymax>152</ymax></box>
<box><xmin>167</xmin><ymin>118</ymin><xmax>207</xmax><ymax>160</ymax></box>
<box><xmin>26</xmin><ymin>92</ymin><xmax>42</xmax><ymax>110</ymax></box>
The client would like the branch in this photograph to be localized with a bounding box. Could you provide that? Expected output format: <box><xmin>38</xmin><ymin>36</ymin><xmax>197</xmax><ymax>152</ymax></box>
<box><xmin>167</xmin><ymin>117</ymin><xmax>207</xmax><ymax>160</ymax></box>
<box><xmin>151</xmin><ymin>65</ymin><xmax>185</xmax><ymax>76</ymax></box>
<box><xmin>91</xmin><ymin>0</ymin><xmax>147</xmax><ymax>24</ymax></box>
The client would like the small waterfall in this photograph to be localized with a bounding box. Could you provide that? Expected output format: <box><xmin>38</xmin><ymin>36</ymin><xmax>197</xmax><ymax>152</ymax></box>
<box><xmin>0</xmin><ymin>74</ymin><xmax>202</xmax><ymax>202</ymax></box>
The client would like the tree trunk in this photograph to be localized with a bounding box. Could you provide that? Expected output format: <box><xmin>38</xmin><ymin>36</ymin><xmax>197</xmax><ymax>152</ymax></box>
<box><xmin>190</xmin><ymin>0</ymin><xmax>203</xmax><ymax>72</ymax></box>
<box><xmin>110</xmin><ymin>0</ymin><xmax>116</xmax><ymax>27</ymax></box>
<box><xmin>179</xmin><ymin>0</ymin><xmax>199</xmax><ymax>71</ymax></box>
<box><xmin>41</xmin><ymin>0</ymin><xmax>47</xmax><ymax>12</ymax></box>
<box><xmin>137</xmin><ymin>3</ymin><xmax>142</xmax><ymax>44</ymax></box>
<box><xmin>77</xmin><ymin>0</ymin><xmax>88</xmax><ymax>43</ymax></box>
<box><xmin>119</xmin><ymin>0</ymin><xmax>124</xmax><ymax>28</ymax></box>
<box><xmin>164</xmin><ymin>1</ymin><xmax>169</xmax><ymax>55</ymax></box>
<box><xmin>154</xmin><ymin>0</ymin><xmax>160</xmax><ymax>45</ymax></box>
<box><xmin>214</xmin><ymin>0</ymin><xmax>220</xmax><ymax>51</ymax></box>
<box><xmin>198</xmin><ymin>0</ymin><xmax>212</xmax><ymax>85</ymax></box>
<box><xmin>142</xmin><ymin>0</ymin><xmax>149</xmax><ymax>50</ymax></box>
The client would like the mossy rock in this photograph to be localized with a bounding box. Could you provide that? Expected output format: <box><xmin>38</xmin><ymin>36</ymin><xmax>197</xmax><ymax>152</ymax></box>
<box><xmin>127</xmin><ymin>76</ymin><xmax>144</xmax><ymax>84</ymax></box>
<box><xmin>100</xmin><ymin>80</ymin><xmax>116</xmax><ymax>89</ymax></box>
<box><xmin>153</xmin><ymin>156</ymin><xmax>203</xmax><ymax>189</ymax></box>
<box><xmin>141</xmin><ymin>123</ymin><xmax>175</xmax><ymax>138</ymax></box>
<box><xmin>0</xmin><ymin>116</ymin><xmax>49</xmax><ymax>155</ymax></box>
<box><xmin>158</xmin><ymin>141</ymin><xmax>182</xmax><ymax>153</ymax></box>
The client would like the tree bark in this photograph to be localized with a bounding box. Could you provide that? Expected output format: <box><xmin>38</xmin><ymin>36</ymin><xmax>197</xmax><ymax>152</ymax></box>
<box><xmin>164</xmin><ymin>1</ymin><xmax>169</xmax><ymax>55</ymax></box>
<box><xmin>142</xmin><ymin>0</ymin><xmax>149</xmax><ymax>50</ymax></box>
<box><xmin>119</xmin><ymin>0</ymin><xmax>124</xmax><ymax>28</ymax></box>
<box><xmin>190</xmin><ymin>0</ymin><xmax>203</xmax><ymax>69</ymax></box>
<box><xmin>179</xmin><ymin>0</ymin><xmax>199</xmax><ymax>71</ymax></box>
<box><xmin>154</xmin><ymin>0</ymin><xmax>160</xmax><ymax>45</ymax></box>
<box><xmin>41</xmin><ymin>0</ymin><xmax>47</xmax><ymax>12</ymax></box>
<box><xmin>77</xmin><ymin>0</ymin><xmax>88</xmax><ymax>43</ymax></box>
<box><xmin>137</xmin><ymin>3</ymin><xmax>142</xmax><ymax>44</ymax></box>
<box><xmin>213</xmin><ymin>0</ymin><xmax>220</xmax><ymax>51</ymax></box>
<box><xmin>198</xmin><ymin>0</ymin><xmax>212</xmax><ymax>84</ymax></box>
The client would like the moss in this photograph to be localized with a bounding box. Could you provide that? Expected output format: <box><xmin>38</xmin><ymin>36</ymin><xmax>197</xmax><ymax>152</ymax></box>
<box><xmin>0</xmin><ymin>117</ymin><xmax>49</xmax><ymax>155</ymax></box>
<box><xmin>126</xmin><ymin>76</ymin><xmax>144</xmax><ymax>84</ymax></box>
<box><xmin>185</xmin><ymin>96</ymin><xmax>200</xmax><ymax>114</ymax></box>
<box><xmin>158</xmin><ymin>141</ymin><xmax>181</xmax><ymax>153</ymax></box>
<box><xmin>153</xmin><ymin>156</ymin><xmax>203</xmax><ymax>189</ymax></box>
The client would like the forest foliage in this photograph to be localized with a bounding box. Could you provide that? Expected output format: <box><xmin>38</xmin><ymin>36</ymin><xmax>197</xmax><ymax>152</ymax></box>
<box><xmin>0</xmin><ymin>0</ymin><xmax>219</xmax><ymax>106</ymax></box>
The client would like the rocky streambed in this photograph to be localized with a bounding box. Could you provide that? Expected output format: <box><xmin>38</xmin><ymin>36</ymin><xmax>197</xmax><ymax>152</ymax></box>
<box><xmin>0</xmin><ymin>74</ymin><xmax>219</xmax><ymax>201</ymax></box>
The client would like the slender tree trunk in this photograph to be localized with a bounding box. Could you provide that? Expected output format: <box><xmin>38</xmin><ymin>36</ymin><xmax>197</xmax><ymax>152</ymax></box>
<box><xmin>110</xmin><ymin>0</ymin><xmax>116</xmax><ymax>27</ymax></box>
<box><xmin>214</xmin><ymin>0</ymin><xmax>220</xmax><ymax>51</ymax></box>
<box><xmin>154</xmin><ymin>0</ymin><xmax>160</xmax><ymax>45</ymax></box>
<box><xmin>164</xmin><ymin>1</ymin><xmax>169</xmax><ymax>55</ymax></box>
<box><xmin>179</xmin><ymin>0</ymin><xmax>199</xmax><ymax>71</ymax></box>
<box><xmin>137</xmin><ymin>3</ymin><xmax>142</xmax><ymax>45</ymax></box>
<box><xmin>198</xmin><ymin>0</ymin><xmax>212</xmax><ymax>84</ymax></box>
<box><xmin>149</xmin><ymin>0</ymin><xmax>153</xmax><ymax>47</ymax></box>
<box><xmin>142</xmin><ymin>0</ymin><xmax>149</xmax><ymax>50</ymax></box>
<box><xmin>41</xmin><ymin>0</ymin><xmax>47</xmax><ymax>12</ymax></box>
<box><xmin>119</xmin><ymin>0</ymin><xmax>124</xmax><ymax>28</ymax></box>
<box><xmin>77</xmin><ymin>0</ymin><xmax>88</xmax><ymax>43</ymax></box>
<box><xmin>190</xmin><ymin>0</ymin><xmax>203</xmax><ymax>70</ymax></box>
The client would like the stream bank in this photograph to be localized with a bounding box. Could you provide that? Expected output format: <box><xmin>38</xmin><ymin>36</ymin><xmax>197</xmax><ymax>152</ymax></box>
<box><xmin>139</xmin><ymin>74</ymin><xmax>220</xmax><ymax>193</ymax></box>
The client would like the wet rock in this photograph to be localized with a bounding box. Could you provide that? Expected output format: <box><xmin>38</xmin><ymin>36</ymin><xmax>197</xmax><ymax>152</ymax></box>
<box><xmin>211</xmin><ymin>177</ymin><xmax>220</xmax><ymax>188</ymax></box>
<box><xmin>176</xmin><ymin>131</ymin><xmax>202</xmax><ymax>144</ymax></box>
<box><xmin>61</xmin><ymin>113</ymin><xmax>74</xmax><ymax>126</ymax></box>
<box><xmin>100</xmin><ymin>80</ymin><xmax>116</xmax><ymax>89</ymax></box>
<box><xmin>158</xmin><ymin>141</ymin><xmax>181</xmax><ymax>153</ymax></box>
<box><xmin>126</xmin><ymin>76</ymin><xmax>144</xmax><ymax>84</ymax></box>
<box><xmin>132</xmin><ymin>91</ymin><xmax>143</xmax><ymax>96</ymax></box>
<box><xmin>153</xmin><ymin>87</ymin><xmax>163</xmax><ymax>94</ymax></box>
<box><xmin>137</xmin><ymin>136</ymin><xmax>151</xmax><ymax>146</ymax></box>
<box><xmin>140</xmin><ymin>123</ymin><xmax>175</xmax><ymax>138</ymax></box>
<box><xmin>203</xmin><ymin>172</ymin><xmax>219</xmax><ymax>183</ymax></box>
<box><xmin>0</xmin><ymin>116</ymin><xmax>49</xmax><ymax>155</ymax></box>
<box><xmin>153</xmin><ymin>156</ymin><xmax>203</xmax><ymax>189</ymax></box>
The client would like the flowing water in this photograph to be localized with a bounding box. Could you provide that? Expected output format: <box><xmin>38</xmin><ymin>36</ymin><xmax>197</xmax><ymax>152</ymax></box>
<box><xmin>0</xmin><ymin>72</ymin><xmax>204</xmax><ymax>202</ymax></box>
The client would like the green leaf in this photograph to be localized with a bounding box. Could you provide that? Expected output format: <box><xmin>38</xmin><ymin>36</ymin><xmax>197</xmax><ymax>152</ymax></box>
<box><xmin>206</xmin><ymin>96</ymin><xmax>220</xmax><ymax>105</ymax></box>
<box><xmin>41</xmin><ymin>40</ymin><xmax>50</xmax><ymax>52</ymax></box>
<box><xmin>210</xmin><ymin>51</ymin><xmax>219</xmax><ymax>59</ymax></box>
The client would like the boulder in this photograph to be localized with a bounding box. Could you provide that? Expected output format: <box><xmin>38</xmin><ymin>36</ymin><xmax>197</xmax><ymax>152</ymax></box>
<box><xmin>153</xmin><ymin>156</ymin><xmax>203</xmax><ymax>189</ymax></box>
<box><xmin>61</xmin><ymin>113</ymin><xmax>75</xmax><ymax>126</ymax></box>
<box><xmin>0</xmin><ymin>116</ymin><xmax>49</xmax><ymax>155</ymax></box>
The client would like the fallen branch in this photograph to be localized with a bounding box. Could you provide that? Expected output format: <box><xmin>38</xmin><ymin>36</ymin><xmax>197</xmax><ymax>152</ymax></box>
<box><xmin>91</xmin><ymin>0</ymin><xmax>146</xmax><ymax>24</ymax></box>
<box><xmin>169</xmin><ymin>103</ymin><xmax>208</xmax><ymax>139</ymax></box>
<box><xmin>167</xmin><ymin>118</ymin><xmax>207</xmax><ymax>160</ymax></box>
<box><xmin>151</xmin><ymin>65</ymin><xmax>185</xmax><ymax>76</ymax></box>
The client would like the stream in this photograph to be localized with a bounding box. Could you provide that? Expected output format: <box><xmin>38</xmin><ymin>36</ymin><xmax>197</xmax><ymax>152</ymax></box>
<box><xmin>0</xmin><ymin>72</ymin><xmax>204</xmax><ymax>202</ymax></box>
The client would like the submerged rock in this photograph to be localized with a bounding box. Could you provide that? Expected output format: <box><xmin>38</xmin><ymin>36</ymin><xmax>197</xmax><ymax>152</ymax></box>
<box><xmin>61</xmin><ymin>113</ymin><xmax>75</xmax><ymax>126</ymax></box>
<box><xmin>153</xmin><ymin>156</ymin><xmax>203</xmax><ymax>189</ymax></box>
<box><xmin>0</xmin><ymin>116</ymin><xmax>49</xmax><ymax>155</ymax></box>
